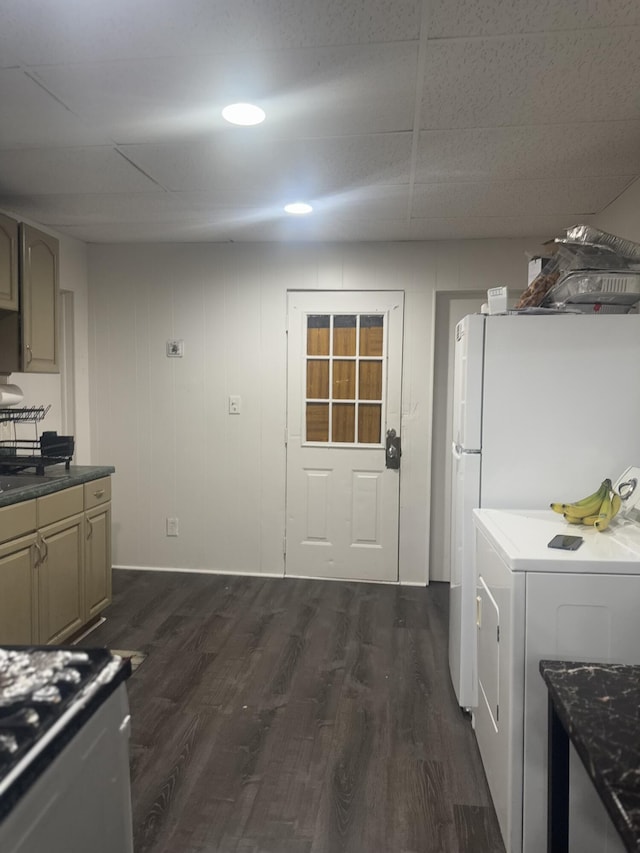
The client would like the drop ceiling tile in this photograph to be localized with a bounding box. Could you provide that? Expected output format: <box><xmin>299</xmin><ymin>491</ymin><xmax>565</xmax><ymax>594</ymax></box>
<box><xmin>428</xmin><ymin>0</ymin><xmax>640</xmax><ymax>38</ymax></box>
<box><xmin>54</xmin><ymin>221</ymin><xmax>231</xmax><ymax>243</ymax></box>
<box><xmin>421</xmin><ymin>28</ymin><xmax>640</xmax><ymax>128</ymax></box>
<box><xmin>33</xmin><ymin>42</ymin><xmax>417</xmax><ymax>144</ymax></box>
<box><xmin>120</xmin><ymin>133</ymin><xmax>412</xmax><ymax>195</ymax></box>
<box><xmin>406</xmin><ymin>215</ymin><xmax>580</xmax><ymax>241</ymax></box>
<box><xmin>312</xmin><ymin>185</ymin><xmax>409</xmax><ymax>220</ymax></box>
<box><xmin>0</xmin><ymin>68</ymin><xmax>105</xmax><ymax>147</ymax></box>
<box><xmin>0</xmin><ymin>0</ymin><xmax>420</xmax><ymax>66</ymax></box>
<box><xmin>416</xmin><ymin>122</ymin><xmax>640</xmax><ymax>182</ymax></box>
<box><xmin>411</xmin><ymin>176</ymin><xmax>632</xmax><ymax>219</ymax></box>
<box><xmin>0</xmin><ymin>147</ymin><xmax>160</xmax><ymax>195</ymax></box>
<box><xmin>0</xmin><ymin>193</ymin><xmax>196</xmax><ymax>225</ymax></box>
<box><xmin>53</xmin><ymin>213</ymin><xmax>366</xmax><ymax>244</ymax></box>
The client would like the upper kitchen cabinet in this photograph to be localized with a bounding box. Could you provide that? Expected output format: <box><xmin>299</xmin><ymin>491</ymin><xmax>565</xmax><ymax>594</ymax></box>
<box><xmin>0</xmin><ymin>222</ymin><xmax>59</xmax><ymax>374</ymax></box>
<box><xmin>0</xmin><ymin>213</ymin><xmax>19</xmax><ymax>312</ymax></box>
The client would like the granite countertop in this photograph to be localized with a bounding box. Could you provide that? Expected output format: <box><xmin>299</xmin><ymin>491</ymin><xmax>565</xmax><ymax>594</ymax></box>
<box><xmin>540</xmin><ymin>660</ymin><xmax>640</xmax><ymax>851</ymax></box>
<box><xmin>0</xmin><ymin>465</ymin><xmax>115</xmax><ymax>507</ymax></box>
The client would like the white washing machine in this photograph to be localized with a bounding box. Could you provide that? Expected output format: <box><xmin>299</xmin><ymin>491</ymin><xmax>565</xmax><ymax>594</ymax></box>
<box><xmin>472</xmin><ymin>484</ymin><xmax>640</xmax><ymax>853</ymax></box>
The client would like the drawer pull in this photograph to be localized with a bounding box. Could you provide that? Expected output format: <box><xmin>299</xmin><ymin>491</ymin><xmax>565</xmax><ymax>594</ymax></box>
<box><xmin>93</xmin><ymin>489</ymin><xmax>105</xmax><ymax>498</ymax></box>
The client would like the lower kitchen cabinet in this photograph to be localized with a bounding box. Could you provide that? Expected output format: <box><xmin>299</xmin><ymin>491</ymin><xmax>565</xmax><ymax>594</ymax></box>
<box><xmin>0</xmin><ymin>532</ymin><xmax>37</xmax><ymax>645</ymax></box>
<box><xmin>85</xmin><ymin>502</ymin><xmax>112</xmax><ymax>619</ymax></box>
<box><xmin>0</xmin><ymin>474</ymin><xmax>113</xmax><ymax>645</ymax></box>
<box><xmin>37</xmin><ymin>512</ymin><xmax>84</xmax><ymax>645</ymax></box>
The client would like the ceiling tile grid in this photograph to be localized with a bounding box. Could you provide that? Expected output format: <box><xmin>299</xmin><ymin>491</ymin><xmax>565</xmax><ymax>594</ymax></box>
<box><xmin>0</xmin><ymin>0</ymin><xmax>639</xmax><ymax>242</ymax></box>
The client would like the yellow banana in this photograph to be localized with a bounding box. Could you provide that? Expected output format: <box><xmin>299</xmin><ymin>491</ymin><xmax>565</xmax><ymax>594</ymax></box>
<box><xmin>551</xmin><ymin>479</ymin><xmax>611</xmax><ymax>519</ymax></box>
<box><xmin>581</xmin><ymin>512</ymin><xmax>603</xmax><ymax>526</ymax></box>
<box><xmin>611</xmin><ymin>492</ymin><xmax>622</xmax><ymax>521</ymax></box>
<box><xmin>594</xmin><ymin>491</ymin><xmax>613</xmax><ymax>531</ymax></box>
<box><xmin>563</xmin><ymin>513</ymin><xmax>584</xmax><ymax>525</ymax></box>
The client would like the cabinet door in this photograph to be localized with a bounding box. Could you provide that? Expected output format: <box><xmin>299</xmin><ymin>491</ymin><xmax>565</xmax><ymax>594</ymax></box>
<box><xmin>38</xmin><ymin>513</ymin><xmax>84</xmax><ymax>644</ymax></box>
<box><xmin>0</xmin><ymin>213</ymin><xmax>19</xmax><ymax>311</ymax></box>
<box><xmin>0</xmin><ymin>533</ymin><xmax>37</xmax><ymax>645</ymax></box>
<box><xmin>20</xmin><ymin>223</ymin><xmax>59</xmax><ymax>373</ymax></box>
<box><xmin>85</xmin><ymin>502</ymin><xmax>112</xmax><ymax>619</ymax></box>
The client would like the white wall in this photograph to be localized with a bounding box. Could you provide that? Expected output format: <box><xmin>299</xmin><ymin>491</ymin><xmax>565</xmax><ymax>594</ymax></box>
<box><xmin>88</xmin><ymin>236</ymin><xmax>545</xmax><ymax>583</ymax></box>
<box><xmin>0</xmin><ymin>210</ymin><xmax>90</xmax><ymax>462</ymax></box>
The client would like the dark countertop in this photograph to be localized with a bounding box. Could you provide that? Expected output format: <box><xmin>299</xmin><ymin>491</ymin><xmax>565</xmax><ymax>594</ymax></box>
<box><xmin>540</xmin><ymin>660</ymin><xmax>640</xmax><ymax>852</ymax></box>
<box><xmin>0</xmin><ymin>465</ymin><xmax>115</xmax><ymax>507</ymax></box>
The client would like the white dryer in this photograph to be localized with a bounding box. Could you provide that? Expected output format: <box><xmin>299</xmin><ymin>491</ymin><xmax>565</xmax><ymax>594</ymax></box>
<box><xmin>472</xmin><ymin>482</ymin><xmax>640</xmax><ymax>853</ymax></box>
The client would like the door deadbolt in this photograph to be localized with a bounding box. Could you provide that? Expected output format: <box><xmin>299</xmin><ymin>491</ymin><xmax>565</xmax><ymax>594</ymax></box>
<box><xmin>386</xmin><ymin>428</ymin><xmax>401</xmax><ymax>469</ymax></box>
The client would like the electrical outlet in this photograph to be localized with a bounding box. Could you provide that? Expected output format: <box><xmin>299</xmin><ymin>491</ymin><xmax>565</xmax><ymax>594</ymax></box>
<box><xmin>166</xmin><ymin>517</ymin><xmax>179</xmax><ymax>537</ymax></box>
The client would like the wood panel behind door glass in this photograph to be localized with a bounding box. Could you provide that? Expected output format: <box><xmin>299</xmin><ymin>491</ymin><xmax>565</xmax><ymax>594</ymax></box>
<box><xmin>305</xmin><ymin>313</ymin><xmax>385</xmax><ymax>445</ymax></box>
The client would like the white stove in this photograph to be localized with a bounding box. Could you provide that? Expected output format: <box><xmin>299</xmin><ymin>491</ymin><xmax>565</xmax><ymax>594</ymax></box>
<box><xmin>0</xmin><ymin>646</ymin><xmax>134</xmax><ymax>853</ymax></box>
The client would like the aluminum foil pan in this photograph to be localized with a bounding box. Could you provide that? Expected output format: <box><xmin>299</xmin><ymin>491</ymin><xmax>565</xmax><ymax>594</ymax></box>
<box><xmin>564</xmin><ymin>225</ymin><xmax>640</xmax><ymax>263</ymax></box>
<box><xmin>542</xmin><ymin>269</ymin><xmax>640</xmax><ymax>313</ymax></box>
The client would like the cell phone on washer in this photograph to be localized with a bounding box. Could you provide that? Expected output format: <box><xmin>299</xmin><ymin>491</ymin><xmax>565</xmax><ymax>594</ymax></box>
<box><xmin>548</xmin><ymin>534</ymin><xmax>584</xmax><ymax>551</ymax></box>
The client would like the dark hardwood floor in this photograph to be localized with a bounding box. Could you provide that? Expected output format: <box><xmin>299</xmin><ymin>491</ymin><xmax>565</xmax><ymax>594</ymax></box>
<box><xmin>79</xmin><ymin>571</ymin><xmax>505</xmax><ymax>853</ymax></box>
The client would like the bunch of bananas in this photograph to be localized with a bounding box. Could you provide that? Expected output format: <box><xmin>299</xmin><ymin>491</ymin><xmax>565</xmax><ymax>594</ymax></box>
<box><xmin>550</xmin><ymin>478</ymin><xmax>622</xmax><ymax>532</ymax></box>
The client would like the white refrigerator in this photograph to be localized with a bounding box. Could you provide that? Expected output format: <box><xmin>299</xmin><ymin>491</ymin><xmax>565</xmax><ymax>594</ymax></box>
<box><xmin>448</xmin><ymin>311</ymin><xmax>640</xmax><ymax>709</ymax></box>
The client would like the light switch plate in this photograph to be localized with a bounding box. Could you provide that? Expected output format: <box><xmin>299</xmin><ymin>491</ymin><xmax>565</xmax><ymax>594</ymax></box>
<box><xmin>229</xmin><ymin>395</ymin><xmax>241</xmax><ymax>415</ymax></box>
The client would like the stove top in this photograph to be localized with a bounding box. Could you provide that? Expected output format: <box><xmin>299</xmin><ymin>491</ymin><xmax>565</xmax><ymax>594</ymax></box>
<box><xmin>0</xmin><ymin>647</ymin><xmax>127</xmax><ymax>799</ymax></box>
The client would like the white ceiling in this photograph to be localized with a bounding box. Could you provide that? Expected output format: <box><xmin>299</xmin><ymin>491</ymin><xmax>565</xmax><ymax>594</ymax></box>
<box><xmin>0</xmin><ymin>0</ymin><xmax>639</xmax><ymax>243</ymax></box>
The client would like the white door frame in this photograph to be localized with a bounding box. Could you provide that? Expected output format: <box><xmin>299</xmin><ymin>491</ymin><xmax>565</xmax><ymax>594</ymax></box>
<box><xmin>429</xmin><ymin>290</ymin><xmax>485</xmax><ymax>583</ymax></box>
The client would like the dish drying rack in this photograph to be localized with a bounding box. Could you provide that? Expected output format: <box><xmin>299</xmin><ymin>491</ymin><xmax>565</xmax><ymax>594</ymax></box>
<box><xmin>0</xmin><ymin>406</ymin><xmax>74</xmax><ymax>474</ymax></box>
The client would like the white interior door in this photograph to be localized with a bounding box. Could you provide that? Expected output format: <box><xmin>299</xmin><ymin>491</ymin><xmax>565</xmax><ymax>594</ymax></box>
<box><xmin>285</xmin><ymin>291</ymin><xmax>404</xmax><ymax>582</ymax></box>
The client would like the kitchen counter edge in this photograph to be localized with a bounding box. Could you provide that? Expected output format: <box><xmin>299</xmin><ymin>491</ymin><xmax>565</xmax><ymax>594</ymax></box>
<box><xmin>0</xmin><ymin>466</ymin><xmax>115</xmax><ymax>507</ymax></box>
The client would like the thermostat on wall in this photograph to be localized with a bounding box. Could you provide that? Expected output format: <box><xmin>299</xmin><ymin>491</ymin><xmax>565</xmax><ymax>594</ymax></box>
<box><xmin>166</xmin><ymin>339</ymin><xmax>184</xmax><ymax>357</ymax></box>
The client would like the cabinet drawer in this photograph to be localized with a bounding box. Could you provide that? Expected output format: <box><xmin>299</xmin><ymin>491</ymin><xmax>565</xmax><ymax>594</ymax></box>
<box><xmin>84</xmin><ymin>477</ymin><xmax>111</xmax><ymax>510</ymax></box>
<box><xmin>37</xmin><ymin>485</ymin><xmax>83</xmax><ymax>527</ymax></box>
<box><xmin>0</xmin><ymin>500</ymin><xmax>37</xmax><ymax>544</ymax></box>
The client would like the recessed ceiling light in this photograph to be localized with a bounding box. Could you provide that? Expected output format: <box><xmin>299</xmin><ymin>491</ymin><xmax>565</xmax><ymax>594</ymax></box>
<box><xmin>221</xmin><ymin>103</ymin><xmax>266</xmax><ymax>126</ymax></box>
<box><xmin>284</xmin><ymin>202</ymin><xmax>313</xmax><ymax>215</ymax></box>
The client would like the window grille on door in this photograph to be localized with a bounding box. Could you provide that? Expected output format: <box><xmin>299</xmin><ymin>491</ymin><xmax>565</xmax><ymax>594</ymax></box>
<box><xmin>305</xmin><ymin>313</ymin><xmax>385</xmax><ymax>445</ymax></box>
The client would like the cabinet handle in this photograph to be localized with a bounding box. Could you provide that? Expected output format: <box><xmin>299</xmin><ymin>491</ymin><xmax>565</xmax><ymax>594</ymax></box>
<box><xmin>31</xmin><ymin>542</ymin><xmax>42</xmax><ymax>567</ymax></box>
<box><xmin>86</xmin><ymin>517</ymin><xmax>94</xmax><ymax>539</ymax></box>
<box><xmin>26</xmin><ymin>344</ymin><xmax>32</xmax><ymax>364</ymax></box>
<box><xmin>40</xmin><ymin>536</ymin><xmax>49</xmax><ymax>562</ymax></box>
<box><xmin>94</xmin><ymin>489</ymin><xmax>105</xmax><ymax>498</ymax></box>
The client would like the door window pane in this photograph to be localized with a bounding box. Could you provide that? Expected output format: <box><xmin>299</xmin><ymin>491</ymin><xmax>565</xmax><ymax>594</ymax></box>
<box><xmin>358</xmin><ymin>404</ymin><xmax>382</xmax><ymax>443</ymax></box>
<box><xmin>360</xmin><ymin>315</ymin><xmax>383</xmax><ymax>356</ymax></box>
<box><xmin>333</xmin><ymin>404</ymin><xmax>355</xmax><ymax>443</ymax></box>
<box><xmin>333</xmin><ymin>360</ymin><xmax>355</xmax><ymax>400</ymax></box>
<box><xmin>307</xmin><ymin>403</ymin><xmax>329</xmax><ymax>441</ymax></box>
<box><xmin>307</xmin><ymin>361</ymin><xmax>329</xmax><ymax>399</ymax></box>
<box><xmin>333</xmin><ymin>315</ymin><xmax>356</xmax><ymax>356</ymax></box>
<box><xmin>359</xmin><ymin>361</ymin><xmax>382</xmax><ymax>401</ymax></box>
<box><xmin>307</xmin><ymin>315</ymin><xmax>330</xmax><ymax>356</ymax></box>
